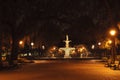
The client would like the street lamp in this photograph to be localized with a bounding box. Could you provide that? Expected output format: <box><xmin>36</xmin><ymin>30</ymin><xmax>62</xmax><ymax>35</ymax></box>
<box><xmin>110</xmin><ymin>30</ymin><xmax>116</xmax><ymax>36</ymax></box>
<box><xmin>98</xmin><ymin>42</ymin><xmax>101</xmax><ymax>46</ymax></box>
<box><xmin>109</xmin><ymin>29</ymin><xmax>117</xmax><ymax>63</ymax></box>
<box><xmin>31</xmin><ymin>42</ymin><xmax>34</xmax><ymax>49</ymax></box>
<box><xmin>91</xmin><ymin>45</ymin><xmax>95</xmax><ymax>49</ymax></box>
<box><xmin>19</xmin><ymin>40</ymin><xmax>24</xmax><ymax>48</ymax></box>
<box><xmin>19</xmin><ymin>41</ymin><xmax>23</xmax><ymax>45</ymax></box>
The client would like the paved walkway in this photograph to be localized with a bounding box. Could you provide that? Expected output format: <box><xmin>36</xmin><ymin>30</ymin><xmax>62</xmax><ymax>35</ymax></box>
<box><xmin>0</xmin><ymin>60</ymin><xmax>120</xmax><ymax>80</ymax></box>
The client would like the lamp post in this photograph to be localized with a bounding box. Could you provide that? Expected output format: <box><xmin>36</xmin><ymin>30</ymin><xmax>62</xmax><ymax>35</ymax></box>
<box><xmin>19</xmin><ymin>40</ymin><xmax>24</xmax><ymax>52</ymax></box>
<box><xmin>31</xmin><ymin>42</ymin><xmax>34</xmax><ymax>49</ymax></box>
<box><xmin>109</xmin><ymin>29</ymin><xmax>116</xmax><ymax>63</ymax></box>
<box><xmin>19</xmin><ymin>41</ymin><xmax>23</xmax><ymax>47</ymax></box>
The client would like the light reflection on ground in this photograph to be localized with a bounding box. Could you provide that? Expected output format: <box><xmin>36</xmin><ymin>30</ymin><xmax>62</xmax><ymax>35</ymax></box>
<box><xmin>0</xmin><ymin>60</ymin><xmax>120</xmax><ymax>80</ymax></box>
<box><xmin>34</xmin><ymin>60</ymin><xmax>51</xmax><ymax>64</ymax></box>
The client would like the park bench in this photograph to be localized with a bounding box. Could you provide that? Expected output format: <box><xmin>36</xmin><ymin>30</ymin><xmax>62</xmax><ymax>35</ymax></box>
<box><xmin>110</xmin><ymin>60</ymin><xmax>120</xmax><ymax>70</ymax></box>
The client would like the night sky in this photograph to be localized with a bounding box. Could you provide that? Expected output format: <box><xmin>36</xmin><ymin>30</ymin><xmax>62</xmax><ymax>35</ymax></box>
<box><xmin>0</xmin><ymin>0</ymin><xmax>120</xmax><ymax>47</ymax></box>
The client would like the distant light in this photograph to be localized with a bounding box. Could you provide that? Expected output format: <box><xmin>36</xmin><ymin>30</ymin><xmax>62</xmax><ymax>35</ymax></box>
<box><xmin>110</xmin><ymin>29</ymin><xmax>116</xmax><ymax>36</ymax></box>
<box><xmin>92</xmin><ymin>45</ymin><xmax>95</xmax><ymax>49</ymax></box>
<box><xmin>53</xmin><ymin>47</ymin><xmax>56</xmax><ymax>50</ymax></box>
<box><xmin>19</xmin><ymin>41</ymin><xmax>23</xmax><ymax>45</ymax></box>
<box><xmin>29</xmin><ymin>53</ymin><xmax>32</xmax><ymax>56</ymax></box>
<box><xmin>72</xmin><ymin>50</ymin><xmax>75</xmax><ymax>54</ymax></box>
<box><xmin>98</xmin><ymin>42</ymin><xmax>101</xmax><ymax>46</ymax></box>
<box><xmin>80</xmin><ymin>48</ymin><xmax>83</xmax><ymax>52</ymax></box>
<box><xmin>42</xmin><ymin>45</ymin><xmax>45</xmax><ymax>49</ymax></box>
<box><xmin>24</xmin><ymin>54</ymin><xmax>27</xmax><ymax>56</ymax></box>
<box><xmin>108</xmin><ymin>40</ymin><xmax>112</xmax><ymax>44</ymax></box>
<box><xmin>31</xmin><ymin>42</ymin><xmax>34</xmax><ymax>46</ymax></box>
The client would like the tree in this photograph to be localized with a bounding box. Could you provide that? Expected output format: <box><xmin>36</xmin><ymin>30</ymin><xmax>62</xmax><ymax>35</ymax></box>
<box><xmin>0</xmin><ymin>0</ymin><xmax>30</xmax><ymax>65</ymax></box>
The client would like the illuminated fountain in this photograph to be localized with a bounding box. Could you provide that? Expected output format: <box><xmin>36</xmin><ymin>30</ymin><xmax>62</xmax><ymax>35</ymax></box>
<box><xmin>59</xmin><ymin>35</ymin><xmax>75</xmax><ymax>58</ymax></box>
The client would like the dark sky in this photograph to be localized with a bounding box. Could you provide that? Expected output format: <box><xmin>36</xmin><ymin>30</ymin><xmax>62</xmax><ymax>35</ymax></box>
<box><xmin>0</xmin><ymin>0</ymin><xmax>120</xmax><ymax>46</ymax></box>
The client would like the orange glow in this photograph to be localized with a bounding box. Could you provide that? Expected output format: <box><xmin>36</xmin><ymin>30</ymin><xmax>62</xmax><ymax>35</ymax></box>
<box><xmin>19</xmin><ymin>41</ymin><xmax>23</xmax><ymax>45</ymax></box>
<box><xmin>110</xmin><ymin>29</ymin><xmax>116</xmax><ymax>36</ymax></box>
<box><xmin>53</xmin><ymin>47</ymin><xmax>56</xmax><ymax>50</ymax></box>
<box><xmin>80</xmin><ymin>48</ymin><xmax>83</xmax><ymax>51</ymax></box>
<box><xmin>108</xmin><ymin>40</ymin><xmax>112</xmax><ymax>44</ymax></box>
<box><xmin>50</xmin><ymin>46</ymin><xmax>57</xmax><ymax>51</ymax></box>
<box><xmin>72</xmin><ymin>50</ymin><xmax>75</xmax><ymax>53</ymax></box>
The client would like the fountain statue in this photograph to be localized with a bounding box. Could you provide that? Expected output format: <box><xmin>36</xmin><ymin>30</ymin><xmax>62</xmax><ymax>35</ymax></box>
<box><xmin>59</xmin><ymin>35</ymin><xmax>75</xmax><ymax>58</ymax></box>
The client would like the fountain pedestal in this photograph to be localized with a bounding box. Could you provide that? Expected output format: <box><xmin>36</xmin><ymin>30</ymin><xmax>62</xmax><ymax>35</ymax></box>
<box><xmin>60</xmin><ymin>47</ymin><xmax>75</xmax><ymax>58</ymax></box>
<box><xmin>59</xmin><ymin>35</ymin><xmax>75</xmax><ymax>58</ymax></box>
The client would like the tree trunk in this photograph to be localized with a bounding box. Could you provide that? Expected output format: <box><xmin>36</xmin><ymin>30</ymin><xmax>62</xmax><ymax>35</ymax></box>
<box><xmin>0</xmin><ymin>35</ymin><xmax>2</xmax><ymax>68</ymax></box>
<box><xmin>9</xmin><ymin>28</ymin><xmax>19</xmax><ymax>66</ymax></box>
<box><xmin>0</xmin><ymin>53</ymin><xmax>2</xmax><ymax>69</ymax></box>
